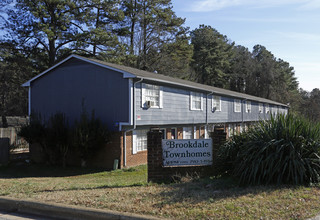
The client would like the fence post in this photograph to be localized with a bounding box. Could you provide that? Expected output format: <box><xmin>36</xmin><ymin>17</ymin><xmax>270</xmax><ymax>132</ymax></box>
<box><xmin>0</xmin><ymin>138</ymin><xmax>10</xmax><ymax>165</ymax></box>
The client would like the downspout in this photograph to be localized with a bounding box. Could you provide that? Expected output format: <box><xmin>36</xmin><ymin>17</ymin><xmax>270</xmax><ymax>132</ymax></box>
<box><xmin>206</xmin><ymin>91</ymin><xmax>214</xmax><ymax>125</ymax></box>
<box><xmin>123</xmin><ymin>131</ymin><xmax>126</xmax><ymax>167</ymax></box>
<box><xmin>133</xmin><ymin>78</ymin><xmax>143</xmax><ymax>129</ymax></box>
<box><xmin>122</xmin><ymin>78</ymin><xmax>143</xmax><ymax>167</ymax></box>
<box><xmin>241</xmin><ymin>99</ymin><xmax>247</xmax><ymax>132</ymax></box>
<box><xmin>205</xmin><ymin>91</ymin><xmax>214</xmax><ymax>139</ymax></box>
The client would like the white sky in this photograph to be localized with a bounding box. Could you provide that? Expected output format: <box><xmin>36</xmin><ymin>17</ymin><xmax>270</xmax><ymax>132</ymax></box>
<box><xmin>172</xmin><ymin>0</ymin><xmax>320</xmax><ymax>92</ymax></box>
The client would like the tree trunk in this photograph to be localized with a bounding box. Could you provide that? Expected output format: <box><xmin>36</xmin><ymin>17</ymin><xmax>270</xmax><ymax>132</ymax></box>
<box><xmin>93</xmin><ymin>7</ymin><xmax>101</xmax><ymax>56</ymax></box>
<box><xmin>129</xmin><ymin>0</ymin><xmax>137</xmax><ymax>55</ymax></box>
<box><xmin>48</xmin><ymin>39</ymin><xmax>56</xmax><ymax>66</ymax></box>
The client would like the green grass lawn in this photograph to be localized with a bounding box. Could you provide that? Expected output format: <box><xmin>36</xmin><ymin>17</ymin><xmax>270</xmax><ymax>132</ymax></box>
<box><xmin>0</xmin><ymin>164</ymin><xmax>320</xmax><ymax>219</ymax></box>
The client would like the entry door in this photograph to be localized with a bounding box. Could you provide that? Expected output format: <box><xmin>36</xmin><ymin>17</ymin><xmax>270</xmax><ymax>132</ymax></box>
<box><xmin>170</xmin><ymin>128</ymin><xmax>177</xmax><ymax>139</ymax></box>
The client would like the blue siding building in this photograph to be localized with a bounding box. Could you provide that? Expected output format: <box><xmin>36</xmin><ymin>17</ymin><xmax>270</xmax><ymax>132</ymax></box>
<box><xmin>23</xmin><ymin>55</ymin><xmax>288</xmax><ymax>168</ymax></box>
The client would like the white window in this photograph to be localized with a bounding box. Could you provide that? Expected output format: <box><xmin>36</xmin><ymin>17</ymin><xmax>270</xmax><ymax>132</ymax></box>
<box><xmin>245</xmin><ymin>100</ymin><xmax>251</xmax><ymax>113</ymax></box>
<box><xmin>183</xmin><ymin>127</ymin><xmax>193</xmax><ymax>139</ymax></box>
<box><xmin>212</xmin><ymin>96</ymin><xmax>221</xmax><ymax>112</ymax></box>
<box><xmin>265</xmin><ymin>104</ymin><xmax>270</xmax><ymax>114</ymax></box>
<box><xmin>141</xmin><ymin>83</ymin><xmax>163</xmax><ymax>108</ymax></box>
<box><xmin>259</xmin><ymin>103</ymin><xmax>263</xmax><ymax>113</ymax></box>
<box><xmin>132</xmin><ymin>129</ymin><xmax>148</xmax><ymax>154</ymax></box>
<box><xmin>234</xmin><ymin>99</ymin><xmax>241</xmax><ymax>112</ymax></box>
<box><xmin>190</xmin><ymin>92</ymin><xmax>203</xmax><ymax>111</ymax></box>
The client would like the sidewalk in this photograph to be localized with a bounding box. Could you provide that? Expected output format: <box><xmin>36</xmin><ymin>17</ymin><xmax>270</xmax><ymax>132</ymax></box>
<box><xmin>0</xmin><ymin>197</ymin><xmax>161</xmax><ymax>220</ymax></box>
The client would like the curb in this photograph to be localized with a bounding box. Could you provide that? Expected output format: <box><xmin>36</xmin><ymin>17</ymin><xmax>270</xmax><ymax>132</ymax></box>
<box><xmin>0</xmin><ymin>197</ymin><xmax>162</xmax><ymax>220</ymax></box>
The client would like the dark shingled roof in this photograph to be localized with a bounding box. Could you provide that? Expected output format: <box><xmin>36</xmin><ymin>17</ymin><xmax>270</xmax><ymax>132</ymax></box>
<box><xmin>23</xmin><ymin>54</ymin><xmax>287</xmax><ymax>107</ymax></box>
<box><xmin>82</xmin><ymin>55</ymin><xmax>287</xmax><ymax>107</ymax></box>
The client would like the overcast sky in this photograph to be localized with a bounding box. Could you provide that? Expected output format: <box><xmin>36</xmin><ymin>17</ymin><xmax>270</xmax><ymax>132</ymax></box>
<box><xmin>172</xmin><ymin>0</ymin><xmax>320</xmax><ymax>92</ymax></box>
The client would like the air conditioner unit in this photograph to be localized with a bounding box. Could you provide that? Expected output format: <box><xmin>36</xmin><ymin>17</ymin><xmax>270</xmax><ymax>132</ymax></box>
<box><xmin>146</xmin><ymin>100</ymin><xmax>155</xmax><ymax>108</ymax></box>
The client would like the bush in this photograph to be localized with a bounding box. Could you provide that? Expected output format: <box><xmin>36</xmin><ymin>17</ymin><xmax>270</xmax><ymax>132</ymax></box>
<box><xmin>46</xmin><ymin>113</ymin><xmax>71</xmax><ymax>167</ymax></box>
<box><xmin>19</xmin><ymin>112</ymin><xmax>110</xmax><ymax>167</ymax></box>
<box><xmin>217</xmin><ymin>114</ymin><xmax>320</xmax><ymax>186</ymax></box>
<box><xmin>19</xmin><ymin>114</ymin><xmax>46</xmax><ymax>145</ymax></box>
<box><xmin>73</xmin><ymin>110</ymin><xmax>110</xmax><ymax>166</ymax></box>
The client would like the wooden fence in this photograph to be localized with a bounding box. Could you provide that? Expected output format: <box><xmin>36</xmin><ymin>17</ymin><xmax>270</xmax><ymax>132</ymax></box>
<box><xmin>0</xmin><ymin>127</ymin><xmax>26</xmax><ymax>146</ymax></box>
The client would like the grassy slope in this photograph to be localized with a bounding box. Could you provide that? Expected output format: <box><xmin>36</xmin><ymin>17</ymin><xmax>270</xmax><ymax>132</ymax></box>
<box><xmin>0</xmin><ymin>164</ymin><xmax>319</xmax><ymax>219</ymax></box>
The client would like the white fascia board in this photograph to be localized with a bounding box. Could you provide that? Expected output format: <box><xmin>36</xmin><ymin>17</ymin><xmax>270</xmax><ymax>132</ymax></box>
<box><xmin>22</xmin><ymin>54</ymin><xmax>136</xmax><ymax>87</ymax></box>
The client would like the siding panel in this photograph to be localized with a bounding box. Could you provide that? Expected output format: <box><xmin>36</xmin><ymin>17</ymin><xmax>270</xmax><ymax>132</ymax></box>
<box><xmin>31</xmin><ymin>59</ymin><xmax>129</xmax><ymax>131</ymax></box>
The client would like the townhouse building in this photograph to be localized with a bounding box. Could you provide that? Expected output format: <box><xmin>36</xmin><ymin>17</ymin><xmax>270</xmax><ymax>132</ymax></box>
<box><xmin>23</xmin><ymin>55</ymin><xmax>288</xmax><ymax>168</ymax></box>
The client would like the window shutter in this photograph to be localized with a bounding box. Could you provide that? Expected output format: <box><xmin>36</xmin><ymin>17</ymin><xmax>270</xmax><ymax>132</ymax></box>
<box><xmin>141</xmin><ymin>83</ymin><xmax>146</xmax><ymax>108</ymax></box>
<box><xmin>190</xmin><ymin>92</ymin><xmax>193</xmax><ymax>110</ymax></box>
<box><xmin>200</xmin><ymin>94</ymin><xmax>203</xmax><ymax>111</ymax></box>
<box><xmin>159</xmin><ymin>86</ymin><xmax>163</xmax><ymax>108</ymax></box>
<box><xmin>132</xmin><ymin>130</ymin><xmax>137</xmax><ymax>154</ymax></box>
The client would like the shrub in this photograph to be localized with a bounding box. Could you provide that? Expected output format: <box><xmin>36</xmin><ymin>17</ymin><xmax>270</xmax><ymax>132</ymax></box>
<box><xmin>18</xmin><ymin>114</ymin><xmax>46</xmax><ymax>145</ymax></box>
<box><xmin>73</xmin><ymin>110</ymin><xmax>110</xmax><ymax>166</ymax></box>
<box><xmin>19</xmin><ymin>112</ymin><xmax>110</xmax><ymax>167</ymax></box>
<box><xmin>217</xmin><ymin>114</ymin><xmax>320</xmax><ymax>186</ymax></box>
<box><xmin>19</xmin><ymin>113</ymin><xmax>71</xmax><ymax>166</ymax></box>
<box><xmin>46</xmin><ymin>113</ymin><xmax>71</xmax><ymax>167</ymax></box>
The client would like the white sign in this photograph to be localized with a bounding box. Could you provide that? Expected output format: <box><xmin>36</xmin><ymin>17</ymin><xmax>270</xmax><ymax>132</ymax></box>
<box><xmin>162</xmin><ymin>139</ymin><xmax>213</xmax><ymax>167</ymax></box>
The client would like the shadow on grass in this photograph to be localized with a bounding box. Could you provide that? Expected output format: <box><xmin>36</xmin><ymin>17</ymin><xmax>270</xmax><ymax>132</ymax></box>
<box><xmin>154</xmin><ymin>176</ymin><xmax>316</xmax><ymax>206</ymax></box>
<box><xmin>34</xmin><ymin>182</ymin><xmax>147</xmax><ymax>194</ymax></box>
<box><xmin>0</xmin><ymin>163</ymin><xmax>110</xmax><ymax>178</ymax></box>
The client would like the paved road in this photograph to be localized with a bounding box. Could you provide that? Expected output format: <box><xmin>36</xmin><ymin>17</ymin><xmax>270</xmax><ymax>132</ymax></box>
<box><xmin>0</xmin><ymin>210</ymin><xmax>57</xmax><ymax>220</ymax></box>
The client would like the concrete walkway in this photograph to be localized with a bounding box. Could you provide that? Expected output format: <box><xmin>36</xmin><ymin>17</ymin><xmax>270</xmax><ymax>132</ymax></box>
<box><xmin>0</xmin><ymin>197</ymin><xmax>161</xmax><ymax>220</ymax></box>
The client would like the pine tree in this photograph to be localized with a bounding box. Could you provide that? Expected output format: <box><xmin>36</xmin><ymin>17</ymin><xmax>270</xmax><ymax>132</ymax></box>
<box><xmin>191</xmin><ymin>25</ymin><xmax>234</xmax><ymax>88</ymax></box>
<box><xmin>4</xmin><ymin>0</ymin><xmax>88</xmax><ymax>66</ymax></box>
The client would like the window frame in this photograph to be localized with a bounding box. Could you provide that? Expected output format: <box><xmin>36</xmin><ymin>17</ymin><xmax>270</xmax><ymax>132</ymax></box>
<box><xmin>132</xmin><ymin>129</ymin><xmax>148</xmax><ymax>154</ymax></box>
<box><xmin>190</xmin><ymin>92</ymin><xmax>203</xmax><ymax>111</ymax></box>
<box><xmin>234</xmin><ymin>99</ymin><xmax>241</xmax><ymax>113</ymax></box>
<box><xmin>141</xmin><ymin>83</ymin><xmax>163</xmax><ymax>109</ymax></box>
<box><xmin>245</xmin><ymin>100</ymin><xmax>251</xmax><ymax>113</ymax></box>
<box><xmin>265</xmin><ymin>104</ymin><xmax>270</xmax><ymax>114</ymax></box>
<box><xmin>212</xmin><ymin>95</ymin><xmax>221</xmax><ymax>112</ymax></box>
<box><xmin>259</xmin><ymin>103</ymin><xmax>263</xmax><ymax>113</ymax></box>
<box><xmin>183</xmin><ymin>127</ymin><xmax>194</xmax><ymax>139</ymax></box>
